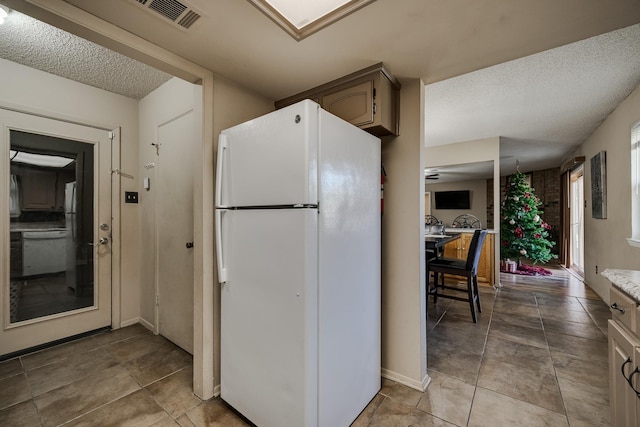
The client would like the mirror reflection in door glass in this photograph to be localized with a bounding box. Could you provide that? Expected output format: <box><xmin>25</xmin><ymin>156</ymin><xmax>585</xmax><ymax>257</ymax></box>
<box><xmin>8</xmin><ymin>130</ymin><xmax>95</xmax><ymax>323</ymax></box>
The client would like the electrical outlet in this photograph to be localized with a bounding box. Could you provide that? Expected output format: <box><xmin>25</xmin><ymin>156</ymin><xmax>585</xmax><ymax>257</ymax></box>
<box><xmin>125</xmin><ymin>191</ymin><xmax>139</xmax><ymax>204</ymax></box>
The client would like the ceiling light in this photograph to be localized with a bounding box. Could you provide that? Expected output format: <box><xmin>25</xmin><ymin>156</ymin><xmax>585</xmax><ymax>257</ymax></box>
<box><xmin>249</xmin><ymin>0</ymin><xmax>376</xmax><ymax>41</ymax></box>
<box><xmin>0</xmin><ymin>5</ymin><xmax>9</xmax><ymax>25</ymax></box>
<box><xmin>10</xmin><ymin>150</ymin><xmax>75</xmax><ymax>168</ymax></box>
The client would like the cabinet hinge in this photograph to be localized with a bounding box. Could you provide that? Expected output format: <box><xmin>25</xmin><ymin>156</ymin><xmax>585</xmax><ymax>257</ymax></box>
<box><xmin>155</xmin><ymin>294</ymin><xmax>159</xmax><ymax>305</ymax></box>
<box><xmin>373</xmin><ymin>88</ymin><xmax>377</xmax><ymax>99</ymax></box>
<box><xmin>373</xmin><ymin>103</ymin><xmax>377</xmax><ymax>114</ymax></box>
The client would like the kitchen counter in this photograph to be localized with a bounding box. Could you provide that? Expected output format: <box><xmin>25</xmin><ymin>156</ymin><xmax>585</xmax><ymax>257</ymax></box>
<box><xmin>444</xmin><ymin>228</ymin><xmax>498</xmax><ymax>234</ymax></box>
<box><xmin>602</xmin><ymin>268</ymin><xmax>640</xmax><ymax>302</ymax></box>
<box><xmin>10</xmin><ymin>222</ymin><xmax>66</xmax><ymax>231</ymax></box>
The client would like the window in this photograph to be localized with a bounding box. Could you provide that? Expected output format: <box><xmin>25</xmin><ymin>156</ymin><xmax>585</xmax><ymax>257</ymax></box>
<box><xmin>630</xmin><ymin>121</ymin><xmax>640</xmax><ymax>247</ymax></box>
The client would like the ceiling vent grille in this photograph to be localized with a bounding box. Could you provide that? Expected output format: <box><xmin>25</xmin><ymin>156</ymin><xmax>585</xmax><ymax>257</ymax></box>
<box><xmin>131</xmin><ymin>0</ymin><xmax>202</xmax><ymax>30</ymax></box>
<box><xmin>149</xmin><ymin>0</ymin><xmax>186</xmax><ymax>21</ymax></box>
<box><xmin>178</xmin><ymin>10</ymin><xmax>200</xmax><ymax>28</ymax></box>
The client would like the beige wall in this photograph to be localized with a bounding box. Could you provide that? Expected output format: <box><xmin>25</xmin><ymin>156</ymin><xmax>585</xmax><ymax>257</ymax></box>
<box><xmin>572</xmin><ymin>84</ymin><xmax>640</xmax><ymax>302</ymax></box>
<box><xmin>380</xmin><ymin>78</ymin><xmax>429</xmax><ymax>390</ymax></box>
<box><xmin>425</xmin><ymin>179</ymin><xmax>488</xmax><ymax>227</ymax></box>
<box><xmin>137</xmin><ymin>77</ymin><xmax>201</xmax><ymax>329</ymax></box>
<box><xmin>0</xmin><ymin>57</ymin><xmax>141</xmax><ymax>326</ymax></box>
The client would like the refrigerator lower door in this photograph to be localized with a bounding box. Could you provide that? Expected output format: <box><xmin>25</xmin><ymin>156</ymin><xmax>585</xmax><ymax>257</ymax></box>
<box><xmin>219</xmin><ymin>208</ymin><xmax>318</xmax><ymax>427</ymax></box>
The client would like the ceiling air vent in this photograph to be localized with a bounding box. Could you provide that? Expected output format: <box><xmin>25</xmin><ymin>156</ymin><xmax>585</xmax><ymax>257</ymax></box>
<box><xmin>131</xmin><ymin>0</ymin><xmax>202</xmax><ymax>30</ymax></box>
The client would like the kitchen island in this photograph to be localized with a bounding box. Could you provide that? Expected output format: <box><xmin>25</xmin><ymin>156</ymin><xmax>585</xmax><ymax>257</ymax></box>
<box><xmin>440</xmin><ymin>228</ymin><xmax>497</xmax><ymax>284</ymax></box>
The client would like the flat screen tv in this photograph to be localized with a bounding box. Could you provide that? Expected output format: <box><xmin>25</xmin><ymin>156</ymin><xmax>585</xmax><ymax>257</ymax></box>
<box><xmin>434</xmin><ymin>190</ymin><xmax>471</xmax><ymax>209</ymax></box>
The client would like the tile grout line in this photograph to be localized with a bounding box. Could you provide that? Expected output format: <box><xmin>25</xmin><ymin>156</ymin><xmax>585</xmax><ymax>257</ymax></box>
<box><xmin>534</xmin><ymin>291</ymin><xmax>572</xmax><ymax>426</ymax></box>
<box><xmin>465</xmin><ymin>285</ymin><xmax>498</xmax><ymax>427</ymax></box>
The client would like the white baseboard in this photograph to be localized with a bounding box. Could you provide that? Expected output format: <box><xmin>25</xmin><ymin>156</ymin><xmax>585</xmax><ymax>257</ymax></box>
<box><xmin>137</xmin><ymin>317</ymin><xmax>155</xmax><ymax>332</ymax></box>
<box><xmin>381</xmin><ymin>368</ymin><xmax>431</xmax><ymax>392</ymax></box>
<box><xmin>120</xmin><ymin>317</ymin><xmax>140</xmax><ymax>328</ymax></box>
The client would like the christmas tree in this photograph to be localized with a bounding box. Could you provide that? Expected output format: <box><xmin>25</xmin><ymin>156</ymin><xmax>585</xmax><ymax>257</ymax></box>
<box><xmin>501</xmin><ymin>169</ymin><xmax>556</xmax><ymax>265</ymax></box>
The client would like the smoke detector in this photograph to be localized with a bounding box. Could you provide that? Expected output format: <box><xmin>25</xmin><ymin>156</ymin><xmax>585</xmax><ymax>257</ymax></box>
<box><xmin>131</xmin><ymin>0</ymin><xmax>202</xmax><ymax>30</ymax></box>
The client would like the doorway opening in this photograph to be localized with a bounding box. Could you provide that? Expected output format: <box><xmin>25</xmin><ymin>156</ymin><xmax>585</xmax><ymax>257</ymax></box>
<box><xmin>569</xmin><ymin>165</ymin><xmax>584</xmax><ymax>277</ymax></box>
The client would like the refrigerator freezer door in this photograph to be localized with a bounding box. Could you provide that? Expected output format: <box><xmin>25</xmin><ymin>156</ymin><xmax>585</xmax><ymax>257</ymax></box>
<box><xmin>219</xmin><ymin>208</ymin><xmax>318</xmax><ymax>427</ymax></box>
<box><xmin>216</xmin><ymin>100</ymin><xmax>319</xmax><ymax>208</ymax></box>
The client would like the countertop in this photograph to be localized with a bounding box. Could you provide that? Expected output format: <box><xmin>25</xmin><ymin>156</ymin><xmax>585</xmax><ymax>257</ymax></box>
<box><xmin>444</xmin><ymin>228</ymin><xmax>497</xmax><ymax>234</ymax></box>
<box><xmin>602</xmin><ymin>269</ymin><xmax>640</xmax><ymax>302</ymax></box>
<box><xmin>10</xmin><ymin>222</ymin><xmax>66</xmax><ymax>232</ymax></box>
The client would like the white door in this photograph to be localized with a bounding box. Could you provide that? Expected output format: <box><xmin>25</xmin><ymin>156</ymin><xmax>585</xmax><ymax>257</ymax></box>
<box><xmin>216</xmin><ymin>208</ymin><xmax>318</xmax><ymax>427</ymax></box>
<box><xmin>1</xmin><ymin>109</ymin><xmax>113</xmax><ymax>356</ymax></box>
<box><xmin>157</xmin><ymin>111</ymin><xmax>195</xmax><ymax>353</ymax></box>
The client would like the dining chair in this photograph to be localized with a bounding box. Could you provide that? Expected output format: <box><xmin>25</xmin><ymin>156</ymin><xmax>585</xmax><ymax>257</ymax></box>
<box><xmin>426</xmin><ymin>229</ymin><xmax>487</xmax><ymax>323</ymax></box>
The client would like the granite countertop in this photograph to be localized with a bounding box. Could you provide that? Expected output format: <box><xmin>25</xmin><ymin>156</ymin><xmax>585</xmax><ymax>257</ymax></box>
<box><xmin>602</xmin><ymin>269</ymin><xmax>640</xmax><ymax>302</ymax></box>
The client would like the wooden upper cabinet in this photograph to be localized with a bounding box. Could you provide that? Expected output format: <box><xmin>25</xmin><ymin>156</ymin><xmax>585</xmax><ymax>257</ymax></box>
<box><xmin>322</xmin><ymin>81</ymin><xmax>374</xmax><ymax>127</ymax></box>
<box><xmin>20</xmin><ymin>169</ymin><xmax>57</xmax><ymax>211</ymax></box>
<box><xmin>275</xmin><ymin>63</ymin><xmax>401</xmax><ymax>137</ymax></box>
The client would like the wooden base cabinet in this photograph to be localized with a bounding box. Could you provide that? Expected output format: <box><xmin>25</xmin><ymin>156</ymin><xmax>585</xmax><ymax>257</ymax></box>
<box><xmin>609</xmin><ymin>320</ymin><xmax>640</xmax><ymax>426</ymax></box>
<box><xmin>443</xmin><ymin>232</ymin><xmax>494</xmax><ymax>283</ymax></box>
<box><xmin>608</xmin><ymin>285</ymin><xmax>640</xmax><ymax>426</ymax></box>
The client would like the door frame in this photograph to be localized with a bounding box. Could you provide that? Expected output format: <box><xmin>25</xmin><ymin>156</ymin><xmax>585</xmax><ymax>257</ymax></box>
<box><xmin>11</xmin><ymin>0</ymin><xmax>215</xmax><ymax>399</ymax></box>
<box><xmin>560</xmin><ymin>156</ymin><xmax>585</xmax><ymax>269</ymax></box>
<box><xmin>569</xmin><ymin>165</ymin><xmax>585</xmax><ymax>275</ymax></box>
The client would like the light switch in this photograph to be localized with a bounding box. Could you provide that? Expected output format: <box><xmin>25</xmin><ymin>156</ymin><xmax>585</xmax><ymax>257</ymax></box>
<box><xmin>125</xmin><ymin>192</ymin><xmax>138</xmax><ymax>203</ymax></box>
<box><xmin>144</xmin><ymin>177</ymin><xmax>150</xmax><ymax>190</ymax></box>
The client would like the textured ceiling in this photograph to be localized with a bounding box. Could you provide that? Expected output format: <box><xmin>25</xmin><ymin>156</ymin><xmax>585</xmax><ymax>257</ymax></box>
<box><xmin>0</xmin><ymin>9</ymin><xmax>171</xmax><ymax>99</ymax></box>
<box><xmin>425</xmin><ymin>24</ymin><xmax>640</xmax><ymax>178</ymax></box>
<box><xmin>1</xmin><ymin>0</ymin><xmax>640</xmax><ymax>180</ymax></box>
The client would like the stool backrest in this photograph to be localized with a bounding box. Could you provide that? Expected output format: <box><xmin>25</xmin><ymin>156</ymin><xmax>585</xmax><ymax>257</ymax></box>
<box><xmin>465</xmin><ymin>229</ymin><xmax>488</xmax><ymax>273</ymax></box>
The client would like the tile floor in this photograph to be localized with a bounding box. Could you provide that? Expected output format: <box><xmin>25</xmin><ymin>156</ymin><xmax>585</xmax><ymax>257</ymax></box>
<box><xmin>12</xmin><ymin>273</ymin><xmax>93</xmax><ymax>323</ymax></box>
<box><xmin>0</xmin><ymin>265</ymin><xmax>610</xmax><ymax>426</ymax></box>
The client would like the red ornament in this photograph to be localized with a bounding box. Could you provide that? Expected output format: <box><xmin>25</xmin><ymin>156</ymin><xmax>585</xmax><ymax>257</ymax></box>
<box><xmin>514</xmin><ymin>226</ymin><xmax>524</xmax><ymax>238</ymax></box>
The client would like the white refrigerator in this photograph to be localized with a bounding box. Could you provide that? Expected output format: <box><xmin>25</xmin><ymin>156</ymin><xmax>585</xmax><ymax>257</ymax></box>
<box><xmin>215</xmin><ymin>100</ymin><xmax>381</xmax><ymax>427</ymax></box>
<box><xmin>65</xmin><ymin>181</ymin><xmax>77</xmax><ymax>291</ymax></box>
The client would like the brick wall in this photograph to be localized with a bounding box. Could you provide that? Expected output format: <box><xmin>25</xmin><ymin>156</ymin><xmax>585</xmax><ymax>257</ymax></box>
<box><xmin>488</xmin><ymin>167</ymin><xmax>561</xmax><ymax>255</ymax></box>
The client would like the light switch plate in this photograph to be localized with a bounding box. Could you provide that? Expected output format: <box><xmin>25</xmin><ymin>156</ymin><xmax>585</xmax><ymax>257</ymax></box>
<box><xmin>125</xmin><ymin>191</ymin><xmax>138</xmax><ymax>203</ymax></box>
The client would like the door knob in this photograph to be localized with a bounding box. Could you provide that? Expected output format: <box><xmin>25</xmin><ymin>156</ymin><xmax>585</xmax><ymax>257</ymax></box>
<box><xmin>89</xmin><ymin>237</ymin><xmax>109</xmax><ymax>246</ymax></box>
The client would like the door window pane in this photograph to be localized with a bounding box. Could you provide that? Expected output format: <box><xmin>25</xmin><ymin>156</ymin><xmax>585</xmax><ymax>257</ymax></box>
<box><xmin>8</xmin><ymin>130</ymin><xmax>94</xmax><ymax>323</ymax></box>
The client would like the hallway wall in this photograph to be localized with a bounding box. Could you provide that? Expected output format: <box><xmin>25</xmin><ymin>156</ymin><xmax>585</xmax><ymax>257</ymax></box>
<box><xmin>573</xmin><ymin>84</ymin><xmax>640</xmax><ymax>301</ymax></box>
<box><xmin>0</xmin><ymin>57</ymin><xmax>141</xmax><ymax>325</ymax></box>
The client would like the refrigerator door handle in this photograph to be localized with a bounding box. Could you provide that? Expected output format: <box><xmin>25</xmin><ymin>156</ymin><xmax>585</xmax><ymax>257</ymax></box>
<box><xmin>215</xmin><ymin>209</ymin><xmax>228</xmax><ymax>283</ymax></box>
<box><xmin>215</xmin><ymin>134</ymin><xmax>228</xmax><ymax>208</ymax></box>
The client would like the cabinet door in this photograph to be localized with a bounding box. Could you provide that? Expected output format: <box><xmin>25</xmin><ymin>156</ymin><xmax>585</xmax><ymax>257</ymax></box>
<box><xmin>458</xmin><ymin>234</ymin><xmax>472</xmax><ymax>260</ymax></box>
<box><xmin>9</xmin><ymin>232</ymin><xmax>22</xmax><ymax>279</ymax></box>
<box><xmin>443</xmin><ymin>234</ymin><xmax>471</xmax><ymax>260</ymax></box>
<box><xmin>609</xmin><ymin>320</ymin><xmax>638</xmax><ymax>426</ymax></box>
<box><xmin>477</xmin><ymin>234</ymin><xmax>494</xmax><ymax>283</ymax></box>
<box><xmin>20</xmin><ymin>169</ymin><xmax>57</xmax><ymax>210</ymax></box>
<box><xmin>321</xmin><ymin>80</ymin><xmax>374</xmax><ymax>127</ymax></box>
<box><xmin>443</xmin><ymin>239</ymin><xmax>460</xmax><ymax>259</ymax></box>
